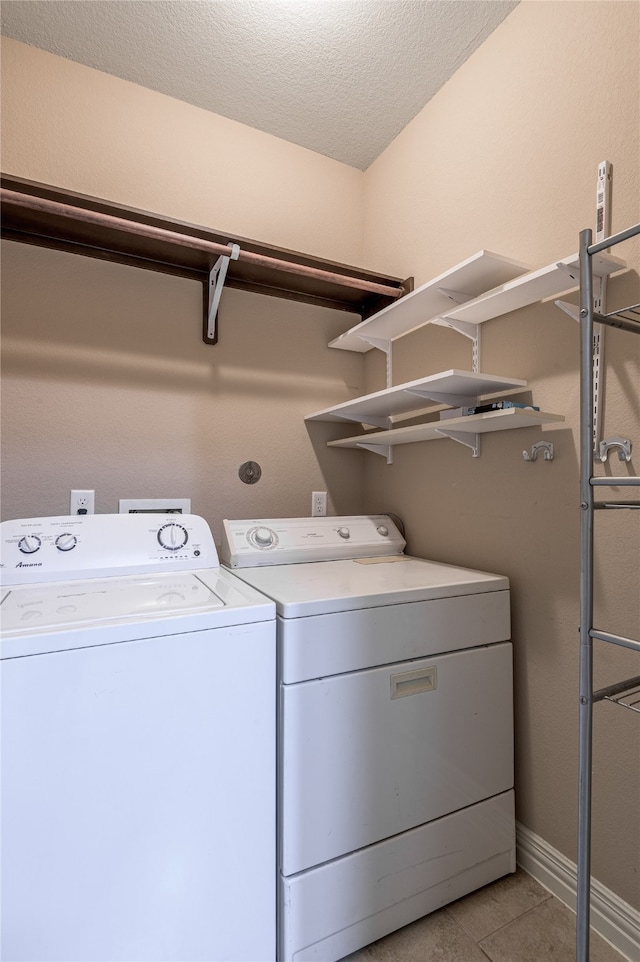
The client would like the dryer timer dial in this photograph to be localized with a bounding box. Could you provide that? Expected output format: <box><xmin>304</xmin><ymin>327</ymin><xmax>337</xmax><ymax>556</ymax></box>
<box><xmin>249</xmin><ymin>526</ymin><xmax>277</xmax><ymax>548</ymax></box>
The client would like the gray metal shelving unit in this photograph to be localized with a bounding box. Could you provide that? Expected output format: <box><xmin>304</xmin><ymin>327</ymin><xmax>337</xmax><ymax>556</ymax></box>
<box><xmin>577</xmin><ymin>221</ymin><xmax>640</xmax><ymax>962</ymax></box>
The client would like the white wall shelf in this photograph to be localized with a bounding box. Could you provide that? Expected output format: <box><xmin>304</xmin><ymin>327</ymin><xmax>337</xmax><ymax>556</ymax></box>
<box><xmin>328</xmin><ymin>250</ymin><xmax>530</xmax><ymax>353</ymax></box>
<box><xmin>319</xmin><ymin>245</ymin><xmax>622</xmax><ymax>460</ymax></box>
<box><xmin>305</xmin><ymin>370</ymin><xmax>528</xmax><ymax>428</ymax></box>
<box><xmin>326</xmin><ymin>408</ymin><xmax>565</xmax><ymax>459</ymax></box>
<box><xmin>434</xmin><ymin>252</ymin><xmax>625</xmax><ymax>329</ymax></box>
<box><xmin>329</xmin><ymin>250</ymin><xmax>626</xmax><ymax>353</ymax></box>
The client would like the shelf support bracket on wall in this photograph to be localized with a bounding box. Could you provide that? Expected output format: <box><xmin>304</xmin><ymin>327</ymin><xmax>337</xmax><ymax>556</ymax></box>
<box><xmin>434</xmin><ymin>427</ymin><xmax>480</xmax><ymax>458</ymax></box>
<box><xmin>406</xmin><ymin>389</ymin><xmax>477</xmax><ymax>408</ymax></box>
<box><xmin>359</xmin><ymin>335</ymin><xmax>394</xmax><ymax>389</ymax></box>
<box><xmin>556</xmin><ymin>163</ymin><xmax>613</xmax><ymax>454</ymax></box>
<box><xmin>356</xmin><ymin>441</ymin><xmax>394</xmax><ymax>464</ymax></box>
<box><xmin>555</xmin><ymin>261</ymin><xmax>579</xmax><ymax>284</ymax></box>
<box><xmin>354</xmin><ymin>336</ymin><xmax>395</xmax><ymax>462</ymax></box>
<box><xmin>437</xmin><ymin>287</ymin><xmax>475</xmax><ymax>305</ymax></box>
<box><xmin>554</xmin><ymin>300</ymin><xmax>580</xmax><ymax>322</ymax></box>
<box><xmin>592</xmin><ymin>161</ymin><xmax>613</xmax><ymax>454</ymax></box>
<box><xmin>205</xmin><ymin>242</ymin><xmax>240</xmax><ymax>343</ymax></box>
<box><xmin>432</xmin><ymin>316</ymin><xmax>481</xmax><ymax>373</ymax></box>
<box><xmin>336</xmin><ymin>412</ymin><xmax>391</xmax><ymax>430</ymax></box>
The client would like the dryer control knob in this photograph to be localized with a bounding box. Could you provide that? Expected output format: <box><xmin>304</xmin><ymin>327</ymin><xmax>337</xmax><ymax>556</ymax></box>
<box><xmin>337</xmin><ymin>527</ymin><xmax>351</xmax><ymax>539</ymax></box>
<box><xmin>253</xmin><ymin>527</ymin><xmax>274</xmax><ymax>547</ymax></box>
<box><xmin>55</xmin><ymin>533</ymin><xmax>78</xmax><ymax>552</ymax></box>
<box><xmin>377</xmin><ymin>525</ymin><xmax>389</xmax><ymax>537</ymax></box>
<box><xmin>18</xmin><ymin>535</ymin><xmax>42</xmax><ymax>554</ymax></box>
<box><xmin>157</xmin><ymin>523</ymin><xmax>189</xmax><ymax>551</ymax></box>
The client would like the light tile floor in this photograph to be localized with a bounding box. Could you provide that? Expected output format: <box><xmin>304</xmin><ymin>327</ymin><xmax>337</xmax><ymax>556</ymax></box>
<box><xmin>342</xmin><ymin>868</ymin><xmax>629</xmax><ymax>962</ymax></box>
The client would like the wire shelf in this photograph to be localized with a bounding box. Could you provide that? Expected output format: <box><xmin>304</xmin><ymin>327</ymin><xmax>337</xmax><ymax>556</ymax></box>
<box><xmin>605</xmin><ymin>302</ymin><xmax>640</xmax><ymax>322</ymax></box>
<box><xmin>594</xmin><ymin>675</ymin><xmax>640</xmax><ymax>712</ymax></box>
<box><xmin>604</xmin><ymin>684</ymin><xmax>640</xmax><ymax>714</ymax></box>
<box><xmin>594</xmin><ymin>500</ymin><xmax>640</xmax><ymax>509</ymax></box>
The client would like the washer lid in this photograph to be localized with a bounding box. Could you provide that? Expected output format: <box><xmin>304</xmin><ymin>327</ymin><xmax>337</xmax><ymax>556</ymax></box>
<box><xmin>1</xmin><ymin>572</ymin><xmax>224</xmax><ymax>632</ymax></box>
<box><xmin>0</xmin><ymin>567</ymin><xmax>275</xmax><ymax>658</ymax></box>
<box><xmin>229</xmin><ymin>555</ymin><xmax>509</xmax><ymax>618</ymax></box>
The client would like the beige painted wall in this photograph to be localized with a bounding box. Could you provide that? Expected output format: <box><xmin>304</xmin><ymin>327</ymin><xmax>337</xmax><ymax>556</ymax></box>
<box><xmin>0</xmin><ymin>37</ymin><xmax>364</xmax><ymax>265</ymax></box>
<box><xmin>362</xmin><ymin>0</ymin><xmax>640</xmax><ymax>909</ymax></box>
<box><xmin>0</xmin><ymin>36</ymin><xmax>369</xmax><ymax>540</ymax></box>
<box><xmin>1</xmin><ymin>242</ymin><xmax>367</xmax><ymax>543</ymax></box>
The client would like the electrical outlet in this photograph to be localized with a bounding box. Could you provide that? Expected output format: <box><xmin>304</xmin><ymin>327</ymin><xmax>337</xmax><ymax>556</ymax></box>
<box><xmin>70</xmin><ymin>489</ymin><xmax>95</xmax><ymax>515</ymax></box>
<box><xmin>312</xmin><ymin>491</ymin><xmax>327</xmax><ymax>517</ymax></box>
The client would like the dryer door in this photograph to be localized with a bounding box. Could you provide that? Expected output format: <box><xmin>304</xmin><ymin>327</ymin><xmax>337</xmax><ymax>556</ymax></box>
<box><xmin>280</xmin><ymin>641</ymin><xmax>513</xmax><ymax>877</ymax></box>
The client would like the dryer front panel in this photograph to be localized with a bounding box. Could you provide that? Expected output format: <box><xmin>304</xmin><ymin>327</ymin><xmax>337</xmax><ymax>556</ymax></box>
<box><xmin>280</xmin><ymin>641</ymin><xmax>513</xmax><ymax>877</ymax></box>
<box><xmin>279</xmin><ymin>589</ymin><xmax>510</xmax><ymax>683</ymax></box>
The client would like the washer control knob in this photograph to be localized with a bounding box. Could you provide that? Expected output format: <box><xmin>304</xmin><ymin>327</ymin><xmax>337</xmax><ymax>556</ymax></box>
<box><xmin>21</xmin><ymin>609</ymin><xmax>43</xmax><ymax>622</ymax></box>
<box><xmin>377</xmin><ymin>525</ymin><xmax>389</xmax><ymax>537</ymax></box>
<box><xmin>337</xmin><ymin>527</ymin><xmax>351</xmax><ymax>539</ymax></box>
<box><xmin>18</xmin><ymin>535</ymin><xmax>42</xmax><ymax>554</ymax></box>
<box><xmin>157</xmin><ymin>523</ymin><xmax>189</xmax><ymax>551</ymax></box>
<box><xmin>253</xmin><ymin>527</ymin><xmax>274</xmax><ymax>547</ymax></box>
<box><xmin>55</xmin><ymin>533</ymin><xmax>78</xmax><ymax>552</ymax></box>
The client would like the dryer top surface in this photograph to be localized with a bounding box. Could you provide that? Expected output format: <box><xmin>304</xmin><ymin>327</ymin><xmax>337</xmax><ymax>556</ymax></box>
<box><xmin>227</xmin><ymin>555</ymin><xmax>509</xmax><ymax>619</ymax></box>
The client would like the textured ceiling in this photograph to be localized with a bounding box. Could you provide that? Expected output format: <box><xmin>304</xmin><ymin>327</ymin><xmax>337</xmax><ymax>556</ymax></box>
<box><xmin>0</xmin><ymin>0</ymin><xmax>518</xmax><ymax>170</ymax></box>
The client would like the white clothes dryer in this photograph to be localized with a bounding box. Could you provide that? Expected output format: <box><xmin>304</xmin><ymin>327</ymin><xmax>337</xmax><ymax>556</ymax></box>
<box><xmin>0</xmin><ymin>513</ymin><xmax>276</xmax><ymax>962</ymax></box>
<box><xmin>221</xmin><ymin>515</ymin><xmax>515</xmax><ymax>962</ymax></box>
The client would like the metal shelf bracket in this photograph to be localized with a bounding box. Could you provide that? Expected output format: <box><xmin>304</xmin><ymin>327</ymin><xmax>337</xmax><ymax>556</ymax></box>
<box><xmin>591</xmin><ymin>161</ymin><xmax>613</xmax><ymax>453</ymax></box>
<box><xmin>207</xmin><ymin>242</ymin><xmax>240</xmax><ymax>342</ymax></box>
<box><xmin>358</xmin><ymin>335</ymin><xmax>394</xmax><ymax>389</ymax></box>
<box><xmin>437</xmin><ymin>286</ymin><xmax>475</xmax><ymax>305</ymax></box>
<box><xmin>523</xmin><ymin>440</ymin><xmax>554</xmax><ymax>462</ymax></box>
<box><xmin>356</xmin><ymin>441</ymin><xmax>393</xmax><ymax>464</ymax></box>
<box><xmin>433</xmin><ymin>316</ymin><xmax>481</xmax><ymax>373</ymax></box>
<box><xmin>435</xmin><ymin>427</ymin><xmax>480</xmax><ymax>458</ymax></box>
<box><xmin>555</xmin><ymin>260</ymin><xmax>580</xmax><ymax>283</ymax></box>
<box><xmin>358</xmin><ymin>335</ymin><xmax>391</xmax><ymax>353</ymax></box>
<box><xmin>339</xmin><ymin>413</ymin><xmax>391</xmax><ymax>430</ymax></box>
<box><xmin>407</xmin><ymin>389</ymin><xmax>476</xmax><ymax>408</ymax></box>
<box><xmin>598</xmin><ymin>437</ymin><xmax>632</xmax><ymax>462</ymax></box>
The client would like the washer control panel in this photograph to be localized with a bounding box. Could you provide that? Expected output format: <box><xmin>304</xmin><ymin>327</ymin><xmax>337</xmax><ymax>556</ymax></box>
<box><xmin>221</xmin><ymin>515</ymin><xmax>405</xmax><ymax>567</ymax></box>
<box><xmin>0</xmin><ymin>514</ymin><xmax>218</xmax><ymax>585</ymax></box>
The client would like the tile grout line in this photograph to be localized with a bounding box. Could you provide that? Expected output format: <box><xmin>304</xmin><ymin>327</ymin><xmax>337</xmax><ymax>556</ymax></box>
<box><xmin>474</xmin><ymin>893</ymin><xmax>555</xmax><ymax>946</ymax></box>
<box><xmin>439</xmin><ymin>908</ymin><xmax>501</xmax><ymax>961</ymax></box>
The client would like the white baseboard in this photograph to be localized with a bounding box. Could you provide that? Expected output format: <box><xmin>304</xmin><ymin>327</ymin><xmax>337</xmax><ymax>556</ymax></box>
<box><xmin>516</xmin><ymin>822</ymin><xmax>640</xmax><ymax>962</ymax></box>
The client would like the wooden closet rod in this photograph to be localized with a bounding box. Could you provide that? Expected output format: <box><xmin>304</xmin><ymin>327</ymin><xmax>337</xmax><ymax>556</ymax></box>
<box><xmin>1</xmin><ymin>188</ymin><xmax>405</xmax><ymax>300</ymax></box>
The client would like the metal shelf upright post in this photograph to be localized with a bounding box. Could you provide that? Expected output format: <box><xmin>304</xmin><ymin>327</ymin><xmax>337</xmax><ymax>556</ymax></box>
<box><xmin>576</xmin><ymin>221</ymin><xmax>640</xmax><ymax>962</ymax></box>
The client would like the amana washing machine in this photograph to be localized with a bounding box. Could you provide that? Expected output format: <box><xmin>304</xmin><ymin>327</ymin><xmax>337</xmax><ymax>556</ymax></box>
<box><xmin>0</xmin><ymin>513</ymin><xmax>276</xmax><ymax>962</ymax></box>
<box><xmin>221</xmin><ymin>514</ymin><xmax>515</xmax><ymax>962</ymax></box>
